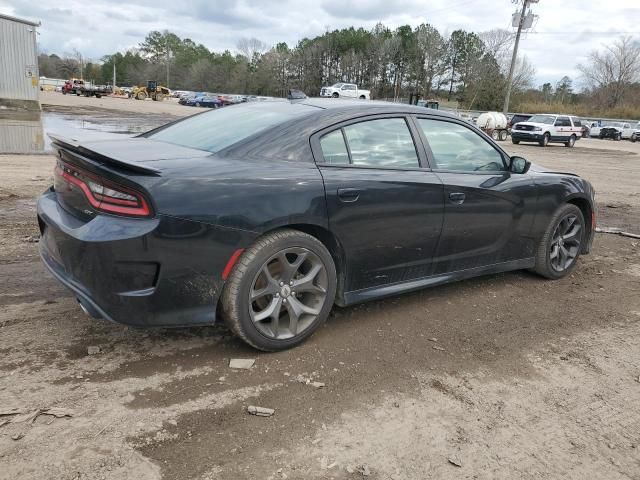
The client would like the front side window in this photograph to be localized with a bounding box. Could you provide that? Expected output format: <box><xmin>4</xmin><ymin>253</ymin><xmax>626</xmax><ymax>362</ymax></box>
<box><xmin>319</xmin><ymin>118</ymin><xmax>420</xmax><ymax>168</ymax></box>
<box><xmin>417</xmin><ymin>118</ymin><xmax>506</xmax><ymax>172</ymax></box>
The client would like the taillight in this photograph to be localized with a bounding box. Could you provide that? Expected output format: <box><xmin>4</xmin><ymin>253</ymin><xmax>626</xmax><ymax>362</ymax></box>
<box><xmin>54</xmin><ymin>161</ymin><xmax>152</xmax><ymax>217</ymax></box>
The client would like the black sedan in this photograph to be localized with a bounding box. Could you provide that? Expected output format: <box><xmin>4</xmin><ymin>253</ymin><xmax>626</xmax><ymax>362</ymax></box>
<box><xmin>38</xmin><ymin>100</ymin><xmax>595</xmax><ymax>351</ymax></box>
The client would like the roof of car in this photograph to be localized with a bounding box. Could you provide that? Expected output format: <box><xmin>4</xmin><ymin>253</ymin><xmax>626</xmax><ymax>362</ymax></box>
<box><xmin>292</xmin><ymin>97</ymin><xmax>459</xmax><ymax>118</ymax></box>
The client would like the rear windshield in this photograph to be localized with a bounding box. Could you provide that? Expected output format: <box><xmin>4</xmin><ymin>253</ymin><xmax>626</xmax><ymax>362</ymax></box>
<box><xmin>145</xmin><ymin>102</ymin><xmax>318</xmax><ymax>153</ymax></box>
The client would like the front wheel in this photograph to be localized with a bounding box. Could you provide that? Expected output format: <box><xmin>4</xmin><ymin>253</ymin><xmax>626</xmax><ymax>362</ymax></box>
<box><xmin>332</xmin><ymin>92</ymin><xmax>339</xmax><ymax>98</ymax></box>
<box><xmin>615</xmin><ymin>133</ymin><xmax>622</xmax><ymax>141</ymax></box>
<box><xmin>221</xmin><ymin>229</ymin><xmax>337</xmax><ymax>351</ymax></box>
<box><xmin>533</xmin><ymin>204</ymin><xmax>585</xmax><ymax>279</ymax></box>
<box><xmin>512</xmin><ymin>138</ymin><xmax>520</xmax><ymax>145</ymax></box>
<box><xmin>539</xmin><ymin>132</ymin><xmax>550</xmax><ymax>147</ymax></box>
<box><xmin>631</xmin><ymin>134</ymin><xmax>638</xmax><ymax>143</ymax></box>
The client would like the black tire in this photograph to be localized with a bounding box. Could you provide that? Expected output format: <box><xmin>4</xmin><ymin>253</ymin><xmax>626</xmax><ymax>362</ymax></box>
<box><xmin>631</xmin><ymin>134</ymin><xmax>638</xmax><ymax>143</ymax></box>
<box><xmin>359</xmin><ymin>95</ymin><xmax>366</xmax><ymax>100</ymax></box>
<box><xmin>512</xmin><ymin>138</ymin><xmax>520</xmax><ymax>145</ymax></box>
<box><xmin>539</xmin><ymin>132</ymin><xmax>550</xmax><ymax>147</ymax></box>
<box><xmin>332</xmin><ymin>92</ymin><xmax>339</xmax><ymax>98</ymax></box>
<box><xmin>615</xmin><ymin>133</ymin><xmax>621</xmax><ymax>141</ymax></box>
<box><xmin>532</xmin><ymin>204</ymin><xmax>585</xmax><ymax>280</ymax></box>
<box><xmin>195</xmin><ymin>102</ymin><xmax>201</xmax><ymax>107</ymax></box>
<box><xmin>221</xmin><ymin>229</ymin><xmax>337</xmax><ymax>351</ymax></box>
<box><xmin>565</xmin><ymin>135</ymin><xmax>576</xmax><ymax>148</ymax></box>
<box><xmin>499</xmin><ymin>130</ymin><xmax>508</xmax><ymax>141</ymax></box>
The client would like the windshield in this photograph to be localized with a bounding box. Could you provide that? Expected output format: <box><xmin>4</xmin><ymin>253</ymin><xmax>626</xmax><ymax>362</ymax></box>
<box><xmin>527</xmin><ymin>115</ymin><xmax>556</xmax><ymax>125</ymax></box>
<box><xmin>145</xmin><ymin>102</ymin><xmax>318</xmax><ymax>153</ymax></box>
<box><xmin>332</xmin><ymin>83</ymin><xmax>344</xmax><ymax>88</ymax></box>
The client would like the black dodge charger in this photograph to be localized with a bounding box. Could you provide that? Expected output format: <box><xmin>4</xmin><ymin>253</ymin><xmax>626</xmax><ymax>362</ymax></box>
<box><xmin>38</xmin><ymin>99</ymin><xmax>595</xmax><ymax>350</ymax></box>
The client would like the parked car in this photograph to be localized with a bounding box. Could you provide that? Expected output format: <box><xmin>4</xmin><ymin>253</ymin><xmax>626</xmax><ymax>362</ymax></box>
<box><xmin>179</xmin><ymin>93</ymin><xmax>205</xmax><ymax>105</ymax></box>
<box><xmin>630</xmin><ymin>122</ymin><xmax>640</xmax><ymax>142</ymax></box>
<box><xmin>39</xmin><ymin>100</ymin><xmax>595</xmax><ymax>351</ymax></box>
<box><xmin>320</xmin><ymin>83</ymin><xmax>370</xmax><ymax>99</ymax></box>
<box><xmin>189</xmin><ymin>95</ymin><xmax>222</xmax><ymax>108</ymax></box>
<box><xmin>511</xmin><ymin>114</ymin><xmax>583</xmax><ymax>147</ymax></box>
<box><xmin>507</xmin><ymin>113</ymin><xmax>532</xmax><ymax>133</ymax></box>
<box><xmin>598</xmin><ymin>121</ymin><xmax>635</xmax><ymax>140</ymax></box>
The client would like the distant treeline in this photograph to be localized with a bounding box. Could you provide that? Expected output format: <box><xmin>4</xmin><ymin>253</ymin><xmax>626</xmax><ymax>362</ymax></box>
<box><xmin>38</xmin><ymin>26</ymin><xmax>640</xmax><ymax>116</ymax></box>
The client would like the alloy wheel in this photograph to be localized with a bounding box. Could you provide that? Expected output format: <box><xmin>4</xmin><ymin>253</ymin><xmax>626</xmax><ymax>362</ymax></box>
<box><xmin>549</xmin><ymin>214</ymin><xmax>582</xmax><ymax>272</ymax></box>
<box><xmin>249</xmin><ymin>247</ymin><xmax>328</xmax><ymax>340</ymax></box>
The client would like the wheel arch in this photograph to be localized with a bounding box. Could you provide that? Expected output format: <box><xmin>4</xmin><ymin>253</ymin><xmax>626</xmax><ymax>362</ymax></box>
<box><xmin>283</xmin><ymin>223</ymin><xmax>348</xmax><ymax>304</ymax></box>
<box><xmin>565</xmin><ymin>195</ymin><xmax>594</xmax><ymax>253</ymax></box>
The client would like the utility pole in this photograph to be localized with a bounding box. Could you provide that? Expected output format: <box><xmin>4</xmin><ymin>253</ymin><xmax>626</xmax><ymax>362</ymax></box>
<box><xmin>113</xmin><ymin>63</ymin><xmax>116</xmax><ymax>89</ymax></box>
<box><xmin>503</xmin><ymin>0</ymin><xmax>537</xmax><ymax>115</ymax></box>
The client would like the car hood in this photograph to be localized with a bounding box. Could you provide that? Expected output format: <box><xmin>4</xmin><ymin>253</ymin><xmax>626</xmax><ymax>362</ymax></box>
<box><xmin>528</xmin><ymin>162</ymin><xmax>579</xmax><ymax>177</ymax></box>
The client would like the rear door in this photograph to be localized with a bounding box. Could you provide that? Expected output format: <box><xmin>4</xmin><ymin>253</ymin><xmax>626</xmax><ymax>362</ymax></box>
<box><xmin>553</xmin><ymin>116</ymin><xmax>572</xmax><ymax>141</ymax></box>
<box><xmin>414</xmin><ymin>116</ymin><xmax>538</xmax><ymax>273</ymax></box>
<box><xmin>311</xmin><ymin>115</ymin><xmax>444</xmax><ymax>293</ymax></box>
<box><xmin>341</xmin><ymin>84</ymin><xmax>358</xmax><ymax>98</ymax></box>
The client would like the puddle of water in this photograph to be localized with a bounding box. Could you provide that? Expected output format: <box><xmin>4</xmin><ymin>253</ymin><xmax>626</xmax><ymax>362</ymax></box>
<box><xmin>0</xmin><ymin>111</ymin><xmax>165</xmax><ymax>154</ymax></box>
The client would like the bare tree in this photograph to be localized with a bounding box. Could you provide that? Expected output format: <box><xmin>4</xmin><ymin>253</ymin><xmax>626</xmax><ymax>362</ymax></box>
<box><xmin>237</xmin><ymin>37</ymin><xmax>268</xmax><ymax>62</ymax></box>
<box><xmin>479</xmin><ymin>28</ymin><xmax>514</xmax><ymax>71</ymax></box>
<box><xmin>578</xmin><ymin>36</ymin><xmax>640</xmax><ymax>108</ymax></box>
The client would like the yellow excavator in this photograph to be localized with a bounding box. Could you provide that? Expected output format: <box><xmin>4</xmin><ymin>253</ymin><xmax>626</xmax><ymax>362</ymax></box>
<box><xmin>131</xmin><ymin>81</ymin><xmax>171</xmax><ymax>101</ymax></box>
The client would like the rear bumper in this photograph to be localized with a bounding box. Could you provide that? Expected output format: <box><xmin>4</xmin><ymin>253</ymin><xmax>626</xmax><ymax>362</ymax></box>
<box><xmin>37</xmin><ymin>188</ymin><xmax>248</xmax><ymax>327</ymax></box>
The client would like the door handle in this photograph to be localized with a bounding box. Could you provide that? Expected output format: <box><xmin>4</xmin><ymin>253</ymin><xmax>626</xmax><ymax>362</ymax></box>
<box><xmin>448</xmin><ymin>192</ymin><xmax>466</xmax><ymax>204</ymax></box>
<box><xmin>337</xmin><ymin>188</ymin><xmax>360</xmax><ymax>202</ymax></box>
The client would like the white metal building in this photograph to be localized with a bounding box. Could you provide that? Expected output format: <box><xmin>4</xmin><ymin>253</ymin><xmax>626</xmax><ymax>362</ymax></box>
<box><xmin>0</xmin><ymin>13</ymin><xmax>40</xmax><ymax>111</ymax></box>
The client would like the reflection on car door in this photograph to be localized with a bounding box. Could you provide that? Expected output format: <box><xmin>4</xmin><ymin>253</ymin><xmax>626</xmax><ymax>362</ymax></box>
<box><xmin>312</xmin><ymin>116</ymin><xmax>444</xmax><ymax>295</ymax></box>
<box><xmin>415</xmin><ymin>117</ymin><xmax>538</xmax><ymax>274</ymax></box>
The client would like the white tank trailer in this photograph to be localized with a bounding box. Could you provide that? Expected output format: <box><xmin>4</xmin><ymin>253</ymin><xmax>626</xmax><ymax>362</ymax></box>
<box><xmin>477</xmin><ymin>112</ymin><xmax>508</xmax><ymax>141</ymax></box>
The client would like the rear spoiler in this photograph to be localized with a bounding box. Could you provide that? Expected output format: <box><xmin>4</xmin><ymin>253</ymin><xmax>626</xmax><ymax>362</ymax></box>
<box><xmin>48</xmin><ymin>133</ymin><xmax>162</xmax><ymax>176</ymax></box>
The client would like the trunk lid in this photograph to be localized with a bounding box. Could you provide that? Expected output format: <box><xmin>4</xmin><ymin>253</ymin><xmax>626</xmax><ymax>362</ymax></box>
<box><xmin>50</xmin><ymin>134</ymin><xmax>212</xmax><ymax>220</ymax></box>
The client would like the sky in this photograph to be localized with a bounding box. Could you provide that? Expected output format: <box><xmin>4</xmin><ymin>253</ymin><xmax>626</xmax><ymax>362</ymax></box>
<box><xmin>1</xmin><ymin>0</ymin><xmax>639</xmax><ymax>87</ymax></box>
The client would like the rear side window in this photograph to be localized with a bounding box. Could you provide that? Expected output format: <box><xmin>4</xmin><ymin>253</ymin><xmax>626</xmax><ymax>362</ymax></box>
<box><xmin>555</xmin><ymin>117</ymin><xmax>571</xmax><ymax>127</ymax></box>
<box><xmin>417</xmin><ymin>118</ymin><xmax>506</xmax><ymax>172</ymax></box>
<box><xmin>319</xmin><ymin>130</ymin><xmax>349</xmax><ymax>165</ymax></box>
<box><xmin>319</xmin><ymin>118</ymin><xmax>419</xmax><ymax>168</ymax></box>
<box><xmin>145</xmin><ymin>102</ymin><xmax>318</xmax><ymax>153</ymax></box>
<box><xmin>573</xmin><ymin>118</ymin><xmax>582</xmax><ymax>127</ymax></box>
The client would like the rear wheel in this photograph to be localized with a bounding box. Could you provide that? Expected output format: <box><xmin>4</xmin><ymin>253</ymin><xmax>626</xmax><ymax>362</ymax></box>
<box><xmin>533</xmin><ymin>204</ymin><xmax>585</xmax><ymax>279</ymax></box>
<box><xmin>221</xmin><ymin>229</ymin><xmax>337</xmax><ymax>351</ymax></box>
<box><xmin>565</xmin><ymin>135</ymin><xmax>576</xmax><ymax>147</ymax></box>
<box><xmin>615</xmin><ymin>132</ymin><xmax>622</xmax><ymax>141</ymax></box>
<box><xmin>491</xmin><ymin>130</ymin><xmax>499</xmax><ymax>140</ymax></box>
<box><xmin>359</xmin><ymin>95</ymin><xmax>366</xmax><ymax>100</ymax></box>
<box><xmin>631</xmin><ymin>134</ymin><xmax>638</xmax><ymax>143</ymax></box>
<box><xmin>539</xmin><ymin>132</ymin><xmax>550</xmax><ymax>147</ymax></box>
<box><xmin>499</xmin><ymin>130</ymin><xmax>508</xmax><ymax>141</ymax></box>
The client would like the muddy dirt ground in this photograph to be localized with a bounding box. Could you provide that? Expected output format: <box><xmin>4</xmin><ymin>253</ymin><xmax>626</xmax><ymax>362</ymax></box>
<box><xmin>1</xmin><ymin>98</ymin><xmax>640</xmax><ymax>480</ymax></box>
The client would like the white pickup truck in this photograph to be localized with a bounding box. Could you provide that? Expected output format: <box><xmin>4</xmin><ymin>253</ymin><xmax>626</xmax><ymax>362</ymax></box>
<box><xmin>320</xmin><ymin>83</ymin><xmax>370</xmax><ymax>99</ymax></box>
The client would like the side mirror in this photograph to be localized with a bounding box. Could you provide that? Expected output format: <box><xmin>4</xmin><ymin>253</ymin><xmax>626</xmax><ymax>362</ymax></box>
<box><xmin>509</xmin><ymin>156</ymin><xmax>531</xmax><ymax>174</ymax></box>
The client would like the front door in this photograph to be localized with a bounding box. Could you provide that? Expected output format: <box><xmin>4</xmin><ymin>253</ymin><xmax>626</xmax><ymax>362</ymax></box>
<box><xmin>312</xmin><ymin>116</ymin><xmax>444</xmax><ymax>293</ymax></box>
<box><xmin>414</xmin><ymin>117</ymin><xmax>537</xmax><ymax>274</ymax></box>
